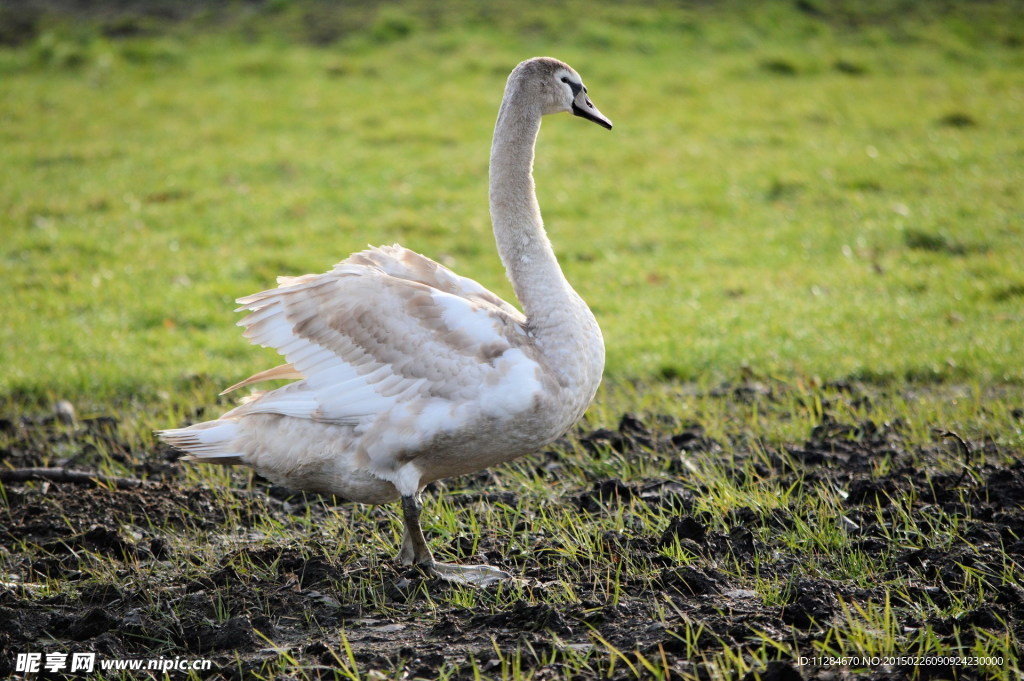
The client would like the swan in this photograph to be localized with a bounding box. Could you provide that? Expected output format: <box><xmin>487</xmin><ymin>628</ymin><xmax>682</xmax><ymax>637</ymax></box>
<box><xmin>158</xmin><ymin>57</ymin><xmax>612</xmax><ymax>586</ymax></box>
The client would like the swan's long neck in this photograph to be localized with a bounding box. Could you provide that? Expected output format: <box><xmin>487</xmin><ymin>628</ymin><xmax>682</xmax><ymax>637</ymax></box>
<box><xmin>489</xmin><ymin>83</ymin><xmax>604</xmax><ymax>397</ymax></box>
<box><xmin>489</xmin><ymin>93</ymin><xmax>572</xmax><ymax>329</ymax></box>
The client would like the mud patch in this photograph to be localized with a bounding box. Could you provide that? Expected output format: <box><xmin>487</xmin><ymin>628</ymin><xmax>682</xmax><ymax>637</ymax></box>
<box><xmin>2</xmin><ymin>382</ymin><xmax>1022</xmax><ymax>679</ymax></box>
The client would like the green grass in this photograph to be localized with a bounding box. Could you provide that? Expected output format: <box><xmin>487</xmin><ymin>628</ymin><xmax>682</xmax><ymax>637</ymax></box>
<box><xmin>1</xmin><ymin>1</ymin><xmax>1022</xmax><ymax>408</ymax></box>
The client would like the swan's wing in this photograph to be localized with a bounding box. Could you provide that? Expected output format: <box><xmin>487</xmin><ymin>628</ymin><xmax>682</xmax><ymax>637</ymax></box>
<box><xmin>222</xmin><ymin>244</ymin><xmax>525</xmax><ymax>395</ymax></box>
<box><xmin>224</xmin><ymin>261</ymin><xmax>541</xmax><ymax>434</ymax></box>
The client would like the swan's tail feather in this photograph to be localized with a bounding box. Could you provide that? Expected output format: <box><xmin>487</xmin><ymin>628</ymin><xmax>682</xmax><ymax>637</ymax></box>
<box><xmin>156</xmin><ymin>420</ymin><xmax>245</xmax><ymax>465</ymax></box>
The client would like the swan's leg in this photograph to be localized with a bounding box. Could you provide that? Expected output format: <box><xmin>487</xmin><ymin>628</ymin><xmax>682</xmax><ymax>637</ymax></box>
<box><xmin>397</xmin><ymin>494</ymin><xmax>434</xmax><ymax>566</ymax></box>
<box><xmin>396</xmin><ymin>493</ymin><xmax>511</xmax><ymax>587</ymax></box>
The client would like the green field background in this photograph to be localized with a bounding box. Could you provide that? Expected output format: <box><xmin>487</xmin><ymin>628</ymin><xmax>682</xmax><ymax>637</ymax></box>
<box><xmin>2</xmin><ymin>1</ymin><xmax>1022</xmax><ymax>409</ymax></box>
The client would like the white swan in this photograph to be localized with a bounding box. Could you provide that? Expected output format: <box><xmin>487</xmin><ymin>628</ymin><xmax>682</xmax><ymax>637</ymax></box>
<box><xmin>158</xmin><ymin>57</ymin><xmax>612</xmax><ymax>585</ymax></box>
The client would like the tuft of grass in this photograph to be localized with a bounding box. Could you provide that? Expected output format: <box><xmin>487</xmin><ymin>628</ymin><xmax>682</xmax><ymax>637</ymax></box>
<box><xmin>937</xmin><ymin>111</ymin><xmax>978</xmax><ymax>128</ymax></box>
<box><xmin>902</xmin><ymin>228</ymin><xmax>979</xmax><ymax>256</ymax></box>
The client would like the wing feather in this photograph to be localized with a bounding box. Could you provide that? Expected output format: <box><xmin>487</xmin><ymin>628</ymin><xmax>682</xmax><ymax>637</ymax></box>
<box><xmin>225</xmin><ymin>246</ymin><xmax>540</xmax><ymax>437</ymax></box>
<box><xmin>221</xmin><ymin>363</ymin><xmax>304</xmax><ymax>395</ymax></box>
<box><xmin>345</xmin><ymin>244</ymin><xmax>525</xmax><ymax>321</ymax></box>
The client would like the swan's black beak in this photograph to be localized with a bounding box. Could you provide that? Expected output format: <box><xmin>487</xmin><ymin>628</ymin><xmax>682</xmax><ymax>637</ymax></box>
<box><xmin>572</xmin><ymin>91</ymin><xmax>613</xmax><ymax>130</ymax></box>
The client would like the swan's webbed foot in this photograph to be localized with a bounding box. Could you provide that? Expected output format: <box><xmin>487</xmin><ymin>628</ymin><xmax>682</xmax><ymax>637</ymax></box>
<box><xmin>429</xmin><ymin>561</ymin><xmax>511</xmax><ymax>587</ymax></box>
<box><xmin>397</xmin><ymin>494</ymin><xmax>512</xmax><ymax>587</ymax></box>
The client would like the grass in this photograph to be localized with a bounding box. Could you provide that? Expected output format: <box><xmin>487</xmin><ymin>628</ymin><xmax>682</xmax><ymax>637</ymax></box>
<box><xmin>1</xmin><ymin>0</ymin><xmax>1022</xmax><ymax>409</ymax></box>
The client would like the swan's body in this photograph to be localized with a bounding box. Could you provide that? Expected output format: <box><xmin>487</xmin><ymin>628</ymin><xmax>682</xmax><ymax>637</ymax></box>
<box><xmin>158</xmin><ymin>57</ymin><xmax>612</xmax><ymax>584</ymax></box>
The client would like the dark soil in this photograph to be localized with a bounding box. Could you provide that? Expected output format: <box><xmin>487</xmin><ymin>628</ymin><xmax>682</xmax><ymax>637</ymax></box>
<box><xmin>2</xmin><ymin>383</ymin><xmax>1022</xmax><ymax>680</ymax></box>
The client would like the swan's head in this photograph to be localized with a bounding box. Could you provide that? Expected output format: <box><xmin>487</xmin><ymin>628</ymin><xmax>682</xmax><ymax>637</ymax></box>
<box><xmin>511</xmin><ymin>57</ymin><xmax>613</xmax><ymax>130</ymax></box>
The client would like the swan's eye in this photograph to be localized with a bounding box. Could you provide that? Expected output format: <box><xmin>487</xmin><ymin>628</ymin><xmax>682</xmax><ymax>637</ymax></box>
<box><xmin>561</xmin><ymin>77</ymin><xmax>570</xmax><ymax>84</ymax></box>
